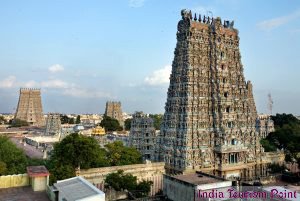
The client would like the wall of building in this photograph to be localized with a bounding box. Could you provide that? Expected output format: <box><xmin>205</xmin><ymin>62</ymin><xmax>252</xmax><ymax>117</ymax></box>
<box><xmin>0</xmin><ymin>173</ymin><xmax>29</xmax><ymax>188</ymax></box>
<box><xmin>77</xmin><ymin>162</ymin><xmax>165</xmax><ymax>196</ymax></box>
<box><xmin>31</xmin><ymin>176</ymin><xmax>48</xmax><ymax>191</ymax></box>
<box><xmin>163</xmin><ymin>174</ymin><xmax>195</xmax><ymax>201</ymax></box>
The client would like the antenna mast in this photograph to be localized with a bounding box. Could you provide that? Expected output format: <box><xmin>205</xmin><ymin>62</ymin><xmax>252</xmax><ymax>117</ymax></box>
<box><xmin>268</xmin><ymin>93</ymin><xmax>273</xmax><ymax>115</ymax></box>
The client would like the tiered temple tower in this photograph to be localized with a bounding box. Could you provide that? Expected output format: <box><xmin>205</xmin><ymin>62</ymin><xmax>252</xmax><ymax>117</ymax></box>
<box><xmin>129</xmin><ymin>112</ymin><xmax>157</xmax><ymax>161</ymax></box>
<box><xmin>104</xmin><ymin>101</ymin><xmax>124</xmax><ymax>127</ymax></box>
<box><xmin>14</xmin><ymin>88</ymin><xmax>45</xmax><ymax>126</ymax></box>
<box><xmin>45</xmin><ymin>113</ymin><xmax>62</xmax><ymax>136</ymax></box>
<box><xmin>159</xmin><ymin>10</ymin><xmax>267</xmax><ymax>180</ymax></box>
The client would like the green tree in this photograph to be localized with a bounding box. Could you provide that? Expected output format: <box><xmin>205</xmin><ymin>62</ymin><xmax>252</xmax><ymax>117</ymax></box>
<box><xmin>260</xmin><ymin>139</ymin><xmax>277</xmax><ymax>152</ymax></box>
<box><xmin>0</xmin><ymin>136</ymin><xmax>28</xmax><ymax>175</ymax></box>
<box><xmin>11</xmin><ymin>118</ymin><xmax>29</xmax><ymax>127</ymax></box>
<box><xmin>105</xmin><ymin>170</ymin><xmax>153</xmax><ymax>198</ymax></box>
<box><xmin>68</xmin><ymin>117</ymin><xmax>75</xmax><ymax>124</ymax></box>
<box><xmin>268</xmin><ymin>163</ymin><xmax>286</xmax><ymax>173</ymax></box>
<box><xmin>105</xmin><ymin>141</ymin><xmax>142</xmax><ymax>166</ymax></box>
<box><xmin>60</xmin><ymin>114</ymin><xmax>69</xmax><ymax>124</ymax></box>
<box><xmin>75</xmin><ymin>115</ymin><xmax>81</xmax><ymax>124</ymax></box>
<box><xmin>124</xmin><ymin>118</ymin><xmax>132</xmax><ymax>131</ymax></box>
<box><xmin>0</xmin><ymin>116</ymin><xmax>7</xmax><ymax>124</ymax></box>
<box><xmin>135</xmin><ymin>180</ymin><xmax>154</xmax><ymax>198</ymax></box>
<box><xmin>261</xmin><ymin>113</ymin><xmax>300</xmax><ymax>168</ymax></box>
<box><xmin>149</xmin><ymin>114</ymin><xmax>163</xmax><ymax>130</ymax></box>
<box><xmin>100</xmin><ymin>115</ymin><xmax>122</xmax><ymax>132</ymax></box>
<box><xmin>48</xmin><ymin>133</ymin><xmax>109</xmax><ymax>184</ymax></box>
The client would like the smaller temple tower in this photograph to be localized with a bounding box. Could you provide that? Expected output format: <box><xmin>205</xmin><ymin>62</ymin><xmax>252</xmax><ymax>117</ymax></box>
<box><xmin>45</xmin><ymin>113</ymin><xmax>62</xmax><ymax>136</ymax></box>
<box><xmin>15</xmin><ymin>88</ymin><xmax>45</xmax><ymax>126</ymax></box>
<box><xmin>129</xmin><ymin>112</ymin><xmax>158</xmax><ymax>161</ymax></box>
<box><xmin>104</xmin><ymin>101</ymin><xmax>124</xmax><ymax>127</ymax></box>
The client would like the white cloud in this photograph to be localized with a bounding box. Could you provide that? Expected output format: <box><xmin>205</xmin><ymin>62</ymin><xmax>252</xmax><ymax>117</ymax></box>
<box><xmin>63</xmin><ymin>87</ymin><xmax>111</xmax><ymax>98</ymax></box>
<box><xmin>144</xmin><ymin>65</ymin><xmax>171</xmax><ymax>86</ymax></box>
<box><xmin>257</xmin><ymin>10</ymin><xmax>300</xmax><ymax>31</ymax></box>
<box><xmin>48</xmin><ymin>64</ymin><xmax>64</xmax><ymax>73</ymax></box>
<box><xmin>41</xmin><ymin>79</ymin><xmax>70</xmax><ymax>89</ymax></box>
<box><xmin>0</xmin><ymin>76</ymin><xmax>70</xmax><ymax>89</ymax></box>
<box><xmin>0</xmin><ymin>75</ymin><xmax>111</xmax><ymax>99</ymax></box>
<box><xmin>129</xmin><ymin>0</ymin><xmax>145</xmax><ymax>8</ymax></box>
<box><xmin>23</xmin><ymin>80</ymin><xmax>38</xmax><ymax>88</ymax></box>
<box><xmin>0</xmin><ymin>76</ymin><xmax>17</xmax><ymax>88</ymax></box>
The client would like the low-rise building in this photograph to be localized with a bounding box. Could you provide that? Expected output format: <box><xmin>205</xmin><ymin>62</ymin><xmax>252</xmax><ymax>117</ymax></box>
<box><xmin>51</xmin><ymin>176</ymin><xmax>105</xmax><ymax>201</ymax></box>
<box><xmin>163</xmin><ymin>172</ymin><xmax>232</xmax><ymax>201</ymax></box>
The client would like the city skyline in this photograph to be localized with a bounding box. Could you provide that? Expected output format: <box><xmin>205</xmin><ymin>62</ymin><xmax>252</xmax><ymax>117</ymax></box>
<box><xmin>0</xmin><ymin>0</ymin><xmax>299</xmax><ymax>114</ymax></box>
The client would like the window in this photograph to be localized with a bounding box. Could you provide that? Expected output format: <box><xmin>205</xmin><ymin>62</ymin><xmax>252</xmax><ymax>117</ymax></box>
<box><xmin>224</xmin><ymin>92</ymin><xmax>228</xmax><ymax>98</ymax></box>
<box><xmin>226</xmin><ymin>106</ymin><xmax>230</xmax><ymax>113</ymax></box>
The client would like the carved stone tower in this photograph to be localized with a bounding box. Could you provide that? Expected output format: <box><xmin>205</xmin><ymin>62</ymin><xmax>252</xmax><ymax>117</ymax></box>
<box><xmin>104</xmin><ymin>101</ymin><xmax>124</xmax><ymax>127</ymax></box>
<box><xmin>14</xmin><ymin>88</ymin><xmax>45</xmax><ymax>126</ymax></box>
<box><xmin>45</xmin><ymin>113</ymin><xmax>62</xmax><ymax>136</ymax></box>
<box><xmin>159</xmin><ymin>10</ymin><xmax>267</xmax><ymax>180</ymax></box>
<box><xmin>129</xmin><ymin>112</ymin><xmax>157</xmax><ymax>161</ymax></box>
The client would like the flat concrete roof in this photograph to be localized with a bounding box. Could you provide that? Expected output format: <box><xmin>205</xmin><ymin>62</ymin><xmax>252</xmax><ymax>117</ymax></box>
<box><xmin>0</xmin><ymin>186</ymin><xmax>50</xmax><ymax>201</ymax></box>
<box><xmin>172</xmin><ymin>173</ymin><xmax>225</xmax><ymax>185</ymax></box>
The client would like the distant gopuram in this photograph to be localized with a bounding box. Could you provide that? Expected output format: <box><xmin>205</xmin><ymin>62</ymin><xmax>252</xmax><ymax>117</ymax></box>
<box><xmin>45</xmin><ymin>113</ymin><xmax>61</xmax><ymax>136</ymax></box>
<box><xmin>14</xmin><ymin>88</ymin><xmax>45</xmax><ymax>126</ymax></box>
<box><xmin>158</xmin><ymin>9</ymin><xmax>270</xmax><ymax>179</ymax></box>
<box><xmin>104</xmin><ymin>101</ymin><xmax>124</xmax><ymax>127</ymax></box>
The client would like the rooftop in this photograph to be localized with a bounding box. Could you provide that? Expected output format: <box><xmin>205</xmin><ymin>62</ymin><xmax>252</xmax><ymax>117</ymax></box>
<box><xmin>0</xmin><ymin>186</ymin><xmax>50</xmax><ymax>201</ymax></box>
<box><xmin>27</xmin><ymin>166</ymin><xmax>50</xmax><ymax>177</ymax></box>
<box><xmin>172</xmin><ymin>172</ymin><xmax>226</xmax><ymax>185</ymax></box>
<box><xmin>54</xmin><ymin>176</ymin><xmax>105</xmax><ymax>201</ymax></box>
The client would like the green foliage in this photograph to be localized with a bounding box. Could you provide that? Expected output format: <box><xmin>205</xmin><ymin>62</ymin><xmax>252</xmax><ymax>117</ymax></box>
<box><xmin>11</xmin><ymin>118</ymin><xmax>29</xmax><ymax>127</ymax></box>
<box><xmin>105</xmin><ymin>141</ymin><xmax>142</xmax><ymax>166</ymax></box>
<box><xmin>149</xmin><ymin>114</ymin><xmax>163</xmax><ymax>130</ymax></box>
<box><xmin>0</xmin><ymin>161</ymin><xmax>7</xmax><ymax>174</ymax></box>
<box><xmin>48</xmin><ymin>133</ymin><xmax>109</xmax><ymax>184</ymax></box>
<box><xmin>60</xmin><ymin>114</ymin><xmax>75</xmax><ymax>124</ymax></box>
<box><xmin>75</xmin><ymin>115</ymin><xmax>81</xmax><ymax>124</ymax></box>
<box><xmin>0</xmin><ymin>136</ymin><xmax>28</xmax><ymax>175</ymax></box>
<box><xmin>105</xmin><ymin>170</ymin><xmax>153</xmax><ymax>198</ymax></box>
<box><xmin>125</xmin><ymin>118</ymin><xmax>132</xmax><ymax>131</ymax></box>
<box><xmin>100</xmin><ymin>115</ymin><xmax>122</xmax><ymax>132</ymax></box>
<box><xmin>271</xmin><ymin>113</ymin><xmax>300</xmax><ymax>128</ymax></box>
<box><xmin>260</xmin><ymin>139</ymin><xmax>277</xmax><ymax>152</ymax></box>
<box><xmin>0</xmin><ymin>116</ymin><xmax>7</xmax><ymax>124</ymax></box>
<box><xmin>27</xmin><ymin>158</ymin><xmax>46</xmax><ymax>166</ymax></box>
<box><xmin>47</xmin><ymin>134</ymin><xmax>142</xmax><ymax>184</ymax></box>
<box><xmin>261</xmin><ymin>113</ymin><xmax>300</xmax><ymax>168</ymax></box>
<box><xmin>135</xmin><ymin>180</ymin><xmax>154</xmax><ymax>198</ymax></box>
<box><xmin>268</xmin><ymin>163</ymin><xmax>286</xmax><ymax>173</ymax></box>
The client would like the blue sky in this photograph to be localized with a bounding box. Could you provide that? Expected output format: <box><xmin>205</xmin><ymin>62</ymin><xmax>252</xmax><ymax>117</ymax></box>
<box><xmin>0</xmin><ymin>0</ymin><xmax>299</xmax><ymax>115</ymax></box>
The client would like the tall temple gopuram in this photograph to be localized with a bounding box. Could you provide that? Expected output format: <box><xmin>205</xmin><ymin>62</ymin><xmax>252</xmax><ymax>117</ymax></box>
<box><xmin>14</xmin><ymin>88</ymin><xmax>45</xmax><ymax>126</ymax></box>
<box><xmin>158</xmin><ymin>10</ymin><xmax>269</xmax><ymax>180</ymax></box>
<box><xmin>104</xmin><ymin>101</ymin><xmax>124</xmax><ymax>127</ymax></box>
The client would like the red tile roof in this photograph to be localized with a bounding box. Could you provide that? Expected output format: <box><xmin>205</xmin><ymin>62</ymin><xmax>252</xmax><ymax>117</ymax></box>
<box><xmin>27</xmin><ymin>166</ymin><xmax>50</xmax><ymax>177</ymax></box>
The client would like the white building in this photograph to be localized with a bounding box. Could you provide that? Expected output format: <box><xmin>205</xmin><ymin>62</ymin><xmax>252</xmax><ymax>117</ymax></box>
<box><xmin>53</xmin><ymin>176</ymin><xmax>105</xmax><ymax>201</ymax></box>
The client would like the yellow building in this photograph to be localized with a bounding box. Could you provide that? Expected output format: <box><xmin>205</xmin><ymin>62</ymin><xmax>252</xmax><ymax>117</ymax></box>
<box><xmin>91</xmin><ymin>126</ymin><xmax>105</xmax><ymax>136</ymax></box>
